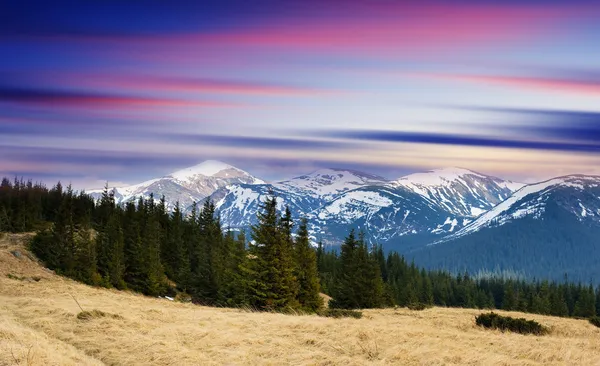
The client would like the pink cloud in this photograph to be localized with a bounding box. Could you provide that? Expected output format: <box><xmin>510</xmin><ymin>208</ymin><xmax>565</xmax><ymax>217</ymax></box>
<box><xmin>170</xmin><ymin>4</ymin><xmax>590</xmax><ymax>56</ymax></box>
<box><xmin>418</xmin><ymin>73</ymin><xmax>600</xmax><ymax>97</ymax></box>
<box><xmin>0</xmin><ymin>90</ymin><xmax>241</xmax><ymax>109</ymax></box>
<box><xmin>22</xmin><ymin>3</ymin><xmax>598</xmax><ymax>64</ymax></box>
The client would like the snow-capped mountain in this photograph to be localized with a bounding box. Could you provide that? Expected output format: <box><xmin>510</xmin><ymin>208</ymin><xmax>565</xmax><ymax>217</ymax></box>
<box><xmin>215</xmin><ymin>169</ymin><xmax>388</xmax><ymax>231</ymax></box>
<box><xmin>409</xmin><ymin>175</ymin><xmax>600</xmax><ymax>283</ymax></box>
<box><xmin>275</xmin><ymin>169</ymin><xmax>388</xmax><ymax>200</ymax></box>
<box><xmin>439</xmin><ymin>175</ymin><xmax>600</xmax><ymax>242</ymax></box>
<box><xmin>392</xmin><ymin>167</ymin><xmax>524</xmax><ymax>217</ymax></box>
<box><xmin>215</xmin><ymin>167</ymin><xmax>524</xmax><ymax>247</ymax></box>
<box><xmin>309</xmin><ymin>185</ymin><xmax>452</xmax><ymax>247</ymax></box>
<box><xmin>89</xmin><ymin>163</ymin><xmax>527</xmax><ymax>247</ymax></box>
<box><xmin>88</xmin><ymin>160</ymin><xmax>263</xmax><ymax>209</ymax></box>
<box><xmin>87</xmin><ymin>162</ymin><xmax>600</xmax><ymax>282</ymax></box>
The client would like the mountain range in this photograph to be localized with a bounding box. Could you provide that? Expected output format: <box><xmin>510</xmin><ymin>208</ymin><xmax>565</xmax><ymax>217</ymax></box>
<box><xmin>89</xmin><ymin>160</ymin><xmax>600</xmax><ymax>283</ymax></box>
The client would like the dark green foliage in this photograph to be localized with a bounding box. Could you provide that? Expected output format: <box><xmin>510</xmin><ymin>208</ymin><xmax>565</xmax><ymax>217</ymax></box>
<box><xmin>588</xmin><ymin>316</ymin><xmax>600</xmax><ymax>328</ymax></box>
<box><xmin>10</xmin><ymin>175</ymin><xmax>600</xmax><ymax>320</ymax></box>
<box><xmin>475</xmin><ymin>312</ymin><xmax>548</xmax><ymax>335</ymax></box>
<box><xmin>329</xmin><ymin>230</ymin><xmax>385</xmax><ymax>309</ymax></box>
<box><xmin>318</xmin><ymin>308</ymin><xmax>363</xmax><ymax>319</ymax></box>
<box><xmin>294</xmin><ymin>218</ymin><xmax>322</xmax><ymax>311</ymax></box>
<box><xmin>242</xmin><ymin>196</ymin><xmax>298</xmax><ymax>310</ymax></box>
<box><xmin>190</xmin><ymin>199</ymin><xmax>225</xmax><ymax>304</ymax></box>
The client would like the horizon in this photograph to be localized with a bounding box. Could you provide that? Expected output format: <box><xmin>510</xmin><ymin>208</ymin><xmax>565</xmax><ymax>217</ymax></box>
<box><xmin>7</xmin><ymin>158</ymin><xmax>600</xmax><ymax>192</ymax></box>
<box><xmin>2</xmin><ymin>1</ymin><xmax>600</xmax><ymax>188</ymax></box>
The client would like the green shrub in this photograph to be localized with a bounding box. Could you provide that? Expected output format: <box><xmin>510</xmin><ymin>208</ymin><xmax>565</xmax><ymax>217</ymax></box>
<box><xmin>318</xmin><ymin>308</ymin><xmax>362</xmax><ymax>319</ymax></box>
<box><xmin>589</xmin><ymin>316</ymin><xmax>600</xmax><ymax>328</ymax></box>
<box><xmin>475</xmin><ymin>312</ymin><xmax>547</xmax><ymax>335</ymax></box>
<box><xmin>6</xmin><ymin>273</ymin><xmax>25</xmax><ymax>281</ymax></box>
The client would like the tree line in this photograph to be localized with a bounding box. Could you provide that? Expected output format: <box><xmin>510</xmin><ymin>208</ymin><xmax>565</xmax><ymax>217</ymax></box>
<box><xmin>2</xmin><ymin>177</ymin><xmax>600</xmax><ymax>318</ymax></box>
<box><xmin>318</xmin><ymin>242</ymin><xmax>600</xmax><ymax>317</ymax></box>
<box><xmin>25</xmin><ymin>183</ymin><xmax>322</xmax><ymax>312</ymax></box>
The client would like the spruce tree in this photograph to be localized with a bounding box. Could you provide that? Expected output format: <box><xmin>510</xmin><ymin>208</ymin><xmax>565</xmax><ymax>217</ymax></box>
<box><xmin>354</xmin><ymin>232</ymin><xmax>385</xmax><ymax>308</ymax></box>
<box><xmin>243</xmin><ymin>195</ymin><xmax>298</xmax><ymax>311</ymax></box>
<box><xmin>73</xmin><ymin>211</ymin><xmax>98</xmax><ymax>285</ymax></box>
<box><xmin>329</xmin><ymin>229</ymin><xmax>359</xmax><ymax>309</ymax></box>
<box><xmin>164</xmin><ymin>202</ymin><xmax>188</xmax><ymax>284</ymax></box>
<box><xmin>574</xmin><ymin>285</ymin><xmax>596</xmax><ymax>318</ymax></box>
<box><xmin>141</xmin><ymin>209</ymin><xmax>168</xmax><ymax>296</ymax></box>
<box><xmin>192</xmin><ymin>199</ymin><xmax>224</xmax><ymax>304</ymax></box>
<box><xmin>294</xmin><ymin>218</ymin><xmax>322</xmax><ymax>312</ymax></box>
<box><xmin>122</xmin><ymin>201</ymin><xmax>145</xmax><ymax>292</ymax></box>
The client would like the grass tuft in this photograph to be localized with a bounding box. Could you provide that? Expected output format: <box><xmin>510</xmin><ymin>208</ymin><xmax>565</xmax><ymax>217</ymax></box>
<box><xmin>407</xmin><ymin>302</ymin><xmax>431</xmax><ymax>311</ymax></box>
<box><xmin>318</xmin><ymin>308</ymin><xmax>363</xmax><ymax>319</ymax></box>
<box><xmin>77</xmin><ymin>310</ymin><xmax>123</xmax><ymax>321</ymax></box>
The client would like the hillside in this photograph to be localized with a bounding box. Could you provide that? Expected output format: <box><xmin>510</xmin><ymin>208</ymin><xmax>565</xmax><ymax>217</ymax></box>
<box><xmin>2</xmin><ymin>234</ymin><xmax>600</xmax><ymax>365</ymax></box>
<box><xmin>411</xmin><ymin>176</ymin><xmax>600</xmax><ymax>282</ymax></box>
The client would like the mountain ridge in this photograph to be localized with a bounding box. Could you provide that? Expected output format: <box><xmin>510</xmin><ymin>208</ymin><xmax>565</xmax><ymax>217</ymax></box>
<box><xmin>85</xmin><ymin>161</ymin><xmax>600</xmax><ymax>281</ymax></box>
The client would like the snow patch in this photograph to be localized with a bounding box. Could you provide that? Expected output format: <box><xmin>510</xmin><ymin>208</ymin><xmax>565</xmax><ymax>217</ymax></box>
<box><xmin>470</xmin><ymin>207</ymin><xmax>486</xmax><ymax>217</ymax></box>
<box><xmin>170</xmin><ymin>160</ymin><xmax>239</xmax><ymax>180</ymax></box>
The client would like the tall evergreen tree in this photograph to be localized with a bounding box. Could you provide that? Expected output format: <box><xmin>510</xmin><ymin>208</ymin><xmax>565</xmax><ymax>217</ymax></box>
<box><xmin>329</xmin><ymin>229</ymin><xmax>359</xmax><ymax>309</ymax></box>
<box><xmin>294</xmin><ymin>218</ymin><xmax>322</xmax><ymax>311</ymax></box>
<box><xmin>122</xmin><ymin>201</ymin><xmax>145</xmax><ymax>292</ymax></box>
<box><xmin>242</xmin><ymin>195</ymin><xmax>298</xmax><ymax>311</ymax></box>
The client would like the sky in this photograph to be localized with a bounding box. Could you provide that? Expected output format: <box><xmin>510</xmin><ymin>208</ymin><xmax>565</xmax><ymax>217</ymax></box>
<box><xmin>2</xmin><ymin>0</ymin><xmax>600</xmax><ymax>188</ymax></box>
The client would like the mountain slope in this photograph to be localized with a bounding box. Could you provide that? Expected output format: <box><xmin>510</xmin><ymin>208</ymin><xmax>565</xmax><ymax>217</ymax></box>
<box><xmin>392</xmin><ymin>167</ymin><xmax>524</xmax><ymax>217</ymax></box>
<box><xmin>310</xmin><ymin>185</ymin><xmax>455</xmax><ymax>249</ymax></box>
<box><xmin>88</xmin><ymin>160</ymin><xmax>263</xmax><ymax>209</ymax></box>
<box><xmin>410</xmin><ymin>175</ymin><xmax>600</xmax><ymax>282</ymax></box>
<box><xmin>215</xmin><ymin>167</ymin><xmax>525</xmax><ymax>246</ymax></box>
<box><xmin>215</xmin><ymin>169</ymin><xmax>388</xmax><ymax>231</ymax></box>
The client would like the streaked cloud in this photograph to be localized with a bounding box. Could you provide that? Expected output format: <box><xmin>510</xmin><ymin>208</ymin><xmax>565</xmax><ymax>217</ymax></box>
<box><xmin>2</xmin><ymin>1</ymin><xmax>600</xmax><ymax>185</ymax></box>
<box><xmin>418</xmin><ymin>73</ymin><xmax>600</xmax><ymax>97</ymax></box>
<box><xmin>0</xmin><ymin>86</ymin><xmax>240</xmax><ymax>108</ymax></box>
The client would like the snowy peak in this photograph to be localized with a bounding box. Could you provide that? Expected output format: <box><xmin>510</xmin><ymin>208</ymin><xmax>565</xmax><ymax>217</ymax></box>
<box><xmin>168</xmin><ymin>160</ymin><xmax>263</xmax><ymax>184</ymax></box>
<box><xmin>88</xmin><ymin>160</ymin><xmax>265</xmax><ymax>209</ymax></box>
<box><xmin>392</xmin><ymin>167</ymin><xmax>524</xmax><ymax>217</ymax></box>
<box><xmin>442</xmin><ymin>174</ymin><xmax>600</xmax><ymax>241</ymax></box>
<box><xmin>395</xmin><ymin>167</ymin><xmax>487</xmax><ymax>187</ymax></box>
<box><xmin>170</xmin><ymin>160</ymin><xmax>236</xmax><ymax>179</ymax></box>
<box><xmin>276</xmin><ymin>168</ymin><xmax>388</xmax><ymax>199</ymax></box>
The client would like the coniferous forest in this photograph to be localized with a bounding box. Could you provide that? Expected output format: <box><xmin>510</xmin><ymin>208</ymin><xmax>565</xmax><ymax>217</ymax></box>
<box><xmin>2</xmin><ymin>176</ymin><xmax>600</xmax><ymax>319</ymax></box>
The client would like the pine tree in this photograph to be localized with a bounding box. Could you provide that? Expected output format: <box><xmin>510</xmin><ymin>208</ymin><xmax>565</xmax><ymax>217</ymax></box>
<box><xmin>574</xmin><ymin>285</ymin><xmax>596</xmax><ymax>318</ymax></box>
<box><xmin>141</xmin><ymin>208</ymin><xmax>168</xmax><ymax>296</ymax></box>
<box><xmin>355</xmin><ymin>232</ymin><xmax>385</xmax><ymax>308</ymax></box>
<box><xmin>242</xmin><ymin>195</ymin><xmax>298</xmax><ymax>311</ymax></box>
<box><xmin>503</xmin><ymin>285</ymin><xmax>517</xmax><ymax>311</ymax></box>
<box><xmin>192</xmin><ymin>199</ymin><xmax>224</xmax><ymax>304</ymax></box>
<box><xmin>73</xmin><ymin>210</ymin><xmax>98</xmax><ymax>285</ymax></box>
<box><xmin>219</xmin><ymin>229</ymin><xmax>246</xmax><ymax>305</ymax></box>
<box><xmin>294</xmin><ymin>218</ymin><xmax>322</xmax><ymax>312</ymax></box>
<box><xmin>104</xmin><ymin>211</ymin><xmax>126</xmax><ymax>289</ymax></box>
<box><xmin>329</xmin><ymin>229</ymin><xmax>359</xmax><ymax>309</ymax></box>
<box><xmin>122</xmin><ymin>201</ymin><xmax>145</xmax><ymax>292</ymax></box>
<box><xmin>163</xmin><ymin>202</ymin><xmax>188</xmax><ymax>284</ymax></box>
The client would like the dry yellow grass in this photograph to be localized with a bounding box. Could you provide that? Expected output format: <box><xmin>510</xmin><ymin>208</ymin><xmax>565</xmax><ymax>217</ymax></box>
<box><xmin>2</xmin><ymin>233</ymin><xmax>600</xmax><ymax>365</ymax></box>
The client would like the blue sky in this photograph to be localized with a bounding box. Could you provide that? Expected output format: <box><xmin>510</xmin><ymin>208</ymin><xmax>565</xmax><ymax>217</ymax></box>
<box><xmin>2</xmin><ymin>0</ymin><xmax>600</xmax><ymax>187</ymax></box>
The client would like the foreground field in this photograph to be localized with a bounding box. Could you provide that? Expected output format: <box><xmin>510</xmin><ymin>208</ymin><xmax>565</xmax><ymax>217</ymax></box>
<box><xmin>2</xmin><ymin>234</ymin><xmax>600</xmax><ymax>365</ymax></box>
